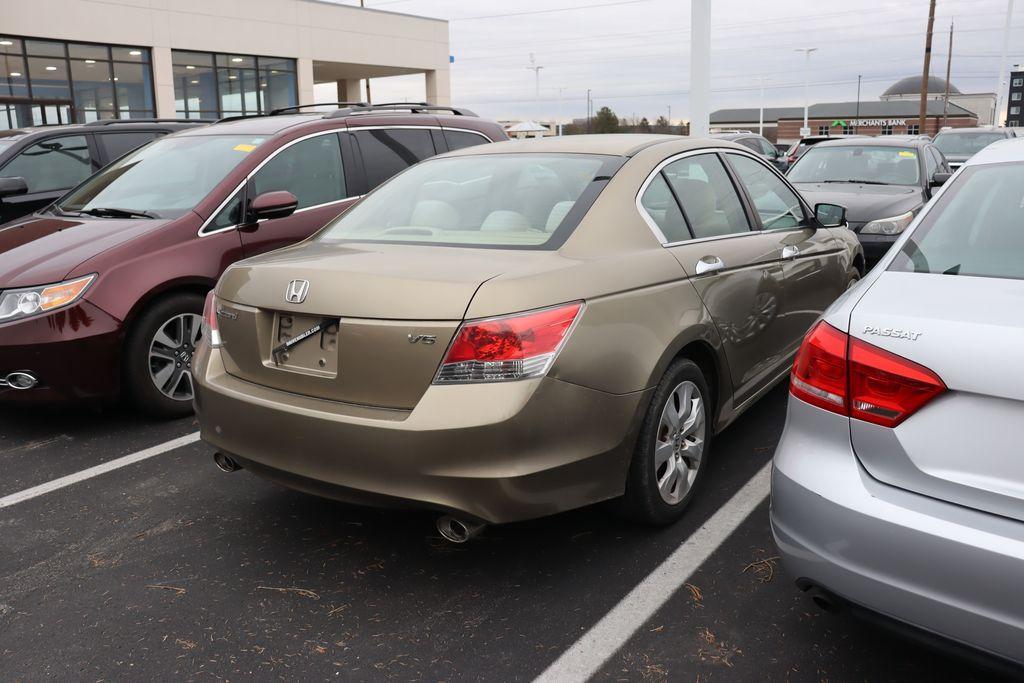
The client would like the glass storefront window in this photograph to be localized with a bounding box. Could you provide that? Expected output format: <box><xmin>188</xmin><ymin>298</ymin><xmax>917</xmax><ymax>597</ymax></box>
<box><xmin>0</xmin><ymin>35</ymin><xmax>154</xmax><ymax>125</ymax></box>
<box><xmin>173</xmin><ymin>50</ymin><xmax>296</xmax><ymax>118</ymax></box>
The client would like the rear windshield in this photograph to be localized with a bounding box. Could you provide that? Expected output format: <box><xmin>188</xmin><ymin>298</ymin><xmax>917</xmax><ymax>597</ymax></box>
<box><xmin>787</xmin><ymin>145</ymin><xmax>920</xmax><ymax>185</ymax></box>
<box><xmin>317</xmin><ymin>153</ymin><xmax>621</xmax><ymax>249</ymax></box>
<box><xmin>891</xmin><ymin>162</ymin><xmax>1024</xmax><ymax>280</ymax></box>
<box><xmin>933</xmin><ymin>132</ymin><xmax>1006</xmax><ymax>157</ymax></box>
<box><xmin>58</xmin><ymin>134</ymin><xmax>266</xmax><ymax>219</ymax></box>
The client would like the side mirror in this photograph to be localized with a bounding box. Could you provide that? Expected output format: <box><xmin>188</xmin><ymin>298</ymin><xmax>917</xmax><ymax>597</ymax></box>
<box><xmin>249</xmin><ymin>191</ymin><xmax>298</xmax><ymax>222</ymax></box>
<box><xmin>0</xmin><ymin>177</ymin><xmax>29</xmax><ymax>199</ymax></box>
<box><xmin>814</xmin><ymin>202</ymin><xmax>847</xmax><ymax>228</ymax></box>
<box><xmin>930</xmin><ymin>172</ymin><xmax>952</xmax><ymax>187</ymax></box>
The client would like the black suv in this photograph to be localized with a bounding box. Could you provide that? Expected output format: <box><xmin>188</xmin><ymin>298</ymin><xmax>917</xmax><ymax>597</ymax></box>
<box><xmin>0</xmin><ymin>118</ymin><xmax>209</xmax><ymax>222</ymax></box>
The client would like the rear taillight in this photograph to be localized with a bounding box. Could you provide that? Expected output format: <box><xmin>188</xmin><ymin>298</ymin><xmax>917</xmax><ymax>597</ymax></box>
<box><xmin>201</xmin><ymin>291</ymin><xmax>223</xmax><ymax>349</ymax></box>
<box><xmin>790</xmin><ymin>321</ymin><xmax>945</xmax><ymax>428</ymax></box>
<box><xmin>434</xmin><ymin>302</ymin><xmax>583</xmax><ymax>384</ymax></box>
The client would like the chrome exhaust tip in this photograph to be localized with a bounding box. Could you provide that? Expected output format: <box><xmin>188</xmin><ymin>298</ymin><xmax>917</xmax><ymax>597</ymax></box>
<box><xmin>213</xmin><ymin>452</ymin><xmax>242</xmax><ymax>473</ymax></box>
<box><xmin>436</xmin><ymin>515</ymin><xmax>485</xmax><ymax>543</ymax></box>
<box><xmin>0</xmin><ymin>371</ymin><xmax>38</xmax><ymax>390</ymax></box>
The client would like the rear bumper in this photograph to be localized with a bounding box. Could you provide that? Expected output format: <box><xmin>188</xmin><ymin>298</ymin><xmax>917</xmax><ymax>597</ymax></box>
<box><xmin>771</xmin><ymin>396</ymin><xmax>1024</xmax><ymax>664</ymax></box>
<box><xmin>193</xmin><ymin>345</ymin><xmax>649</xmax><ymax>524</ymax></box>
<box><xmin>0</xmin><ymin>300</ymin><xmax>122</xmax><ymax>404</ymax></box>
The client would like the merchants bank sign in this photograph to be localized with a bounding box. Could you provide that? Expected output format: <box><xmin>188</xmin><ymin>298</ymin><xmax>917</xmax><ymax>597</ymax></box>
<box><xmin>831</xmin><ymin>118</ymin><xmax>908</xmax><ymax>127</ymax></box>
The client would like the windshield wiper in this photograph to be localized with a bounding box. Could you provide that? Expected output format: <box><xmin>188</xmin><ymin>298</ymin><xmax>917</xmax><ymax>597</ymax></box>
<box><xmin>79</xmin><ymin>207</ymin><xmax>157</xmax><ymax>219</ymax></box>
<box><xmin>820</xmin><ymin>179</ymin><xmax>889</xmax><ymax>185</ymax></box>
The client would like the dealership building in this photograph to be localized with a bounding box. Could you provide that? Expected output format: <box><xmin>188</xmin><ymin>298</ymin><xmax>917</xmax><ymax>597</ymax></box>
<box><xmin>712</xmin><ymin>76</ymin><xmax>992</xmax><ymax>144</ymax></box>
<box><xmin>0</xmin><ymin>0</ymin><xmax>451</xmax><ymax>128</ymax></box>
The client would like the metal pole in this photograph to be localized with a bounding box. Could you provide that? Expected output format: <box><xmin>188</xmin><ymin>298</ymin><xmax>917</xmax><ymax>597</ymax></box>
<box><xmin>689</xmin><ymin>0</ymin><xmax>711</xmax><ymax>137</ymax></box>
<box><xmin>757</xmin><ymin>77</ymin><xmax>765</xmax><ymax>135</ymax></box>
<box><xmin>919</xmin><ymin>0</ymin><xmax>937</xmax><ymax>135</ymax></box>
<box><xmin>855</xmin><ymin>74</ymin><xmax>861</xmax><ymax>134</ymax></box>
<box><xmin>795</xmin><ymin>48</ymin><xmax>817</xmax><ymax>134</ymax></box>
<box><xmin>668</xmin><ymin>104</ymin><xmax>671</xmax><ymax>127</ymax></box>
<box><xmin>556</xmin><ymin>86</ymin><xmax>565</xmax><ymax>136</ymax></box>
<box><xmin>586</xmin><ymin>89</ymin><xmax>591</xmax><ymax>134</ymax></box>
<box><xmin>995</xmin><ymin>0</ymin><xmax>1015</xmax><ymax>125</ymax></box>
<box><xmin>943</xmin><ymin>21</ymin><xmax>953</xmax><ymax>129</ymax></box>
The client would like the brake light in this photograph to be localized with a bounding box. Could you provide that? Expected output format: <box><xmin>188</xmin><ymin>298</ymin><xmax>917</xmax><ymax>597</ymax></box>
<box><xmin>790</xmin><ymin>321</ymin><xmax>945</xmax><ymax>427</ymax></box>
<box><xmin>434</xmin><ymin>302</ymin><xmax>583</xmax><ymax>384</ymax></box>
<box><xmin>201</xmin><ymin>291</ymin><xmax>223</xmax><ymax>349</ymax></box>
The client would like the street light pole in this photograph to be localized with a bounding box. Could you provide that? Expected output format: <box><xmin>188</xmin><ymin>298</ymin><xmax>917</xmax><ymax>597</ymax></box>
<box><xmin>690</xmin><ymin>0</ymin><xmax>711</xmax><ymax>137</ymax></box>
<box><xmin>995</xmin><ymin>0</ymin><xmax>1016</xmax><ymax>125</ymax></box>
<box><xmin>756</xmin><ymin>76</ymin><xmax>766</xmax><ymax>136</ymax></box>
<box><xmin>794</xmin><ymin>47</ymin><xmax>818</xmax><ymax>135</ymax></box>
<box><xmin>855</xmin><ymin>74</ymin><xmax>862</xmax><ymax>134</ymax></box>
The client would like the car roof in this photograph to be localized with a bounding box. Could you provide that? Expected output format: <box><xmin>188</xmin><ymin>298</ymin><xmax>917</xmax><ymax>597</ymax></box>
<box><xmin>0</xmin><ymin>120</ymin><xmax>205</xmax><ymax>140</ymax></box>
<box><xmin>177</xmin><ymin>109</ymin><xmax>499</xmax><ymax>139</ymax></box>
<box><xmin>440</xmin><ymin>134</ymin><xmax>738</xmax><ymax>158</ymax></box>
<box><xmin>812</xmin><ymin>137</ymin><xmax>930</xmax><ymax>149</ymax></box>
<box><xmin>964</xmin><ymin>136</ymin><xmax>1024</xmax><ymax>166</ymax></box>
<box><xmin>935</xmin><ymin>127</ymin><xmax>1014</xmax><ymax>135</ymax></box>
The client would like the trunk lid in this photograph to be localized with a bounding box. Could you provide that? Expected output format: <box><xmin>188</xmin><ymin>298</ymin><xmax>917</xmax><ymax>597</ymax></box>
<box><xmin>849</xmin><ymin>271</ymin><xmax>1024</xmax><ymax>520</ymax></box>
<box><xmin>214</xmin><ymin>243</ymin><xmax>558</xmax><ymax>409</ymax></box>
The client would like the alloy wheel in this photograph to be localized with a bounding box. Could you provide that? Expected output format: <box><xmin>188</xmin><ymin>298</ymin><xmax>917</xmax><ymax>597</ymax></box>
<box><xmin>148</xmin><ymin>313</ymin><xmax>202</xmax><ymax>401</ymax></box>
<box><xmin>654</xmin><ymin>380</ymin><xmax>706</xmax><ymax>505</ymax></box>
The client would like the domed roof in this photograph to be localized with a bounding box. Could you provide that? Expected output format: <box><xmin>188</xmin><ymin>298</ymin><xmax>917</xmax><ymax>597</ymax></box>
<box><xmin>883</xmin><ymin>75</ymin><xmax>960</xmax><ymax>96</ymax></box>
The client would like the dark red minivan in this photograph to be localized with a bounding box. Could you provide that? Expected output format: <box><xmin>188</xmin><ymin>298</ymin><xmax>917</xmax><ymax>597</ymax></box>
<box><xmin>0</xmin><ymin>104</ymin><xmax>506</xmax><ymax>416</ymax></box>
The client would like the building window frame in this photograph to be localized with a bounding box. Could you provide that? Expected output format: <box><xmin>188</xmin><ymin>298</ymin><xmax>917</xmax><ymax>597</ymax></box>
<box><xmin>880</xmin><ymin>124</ymin><xmax>893</xmax><ymax>136</ymax></box>
<box><xmin>907</xmin><ymin>124</ymin><xmax>920</xmax><ymax>135</ymax></box>
<box><xmin>172</xmin><ymin>49</ymin><xmax>297</xmax><ymax>119</ymax></box>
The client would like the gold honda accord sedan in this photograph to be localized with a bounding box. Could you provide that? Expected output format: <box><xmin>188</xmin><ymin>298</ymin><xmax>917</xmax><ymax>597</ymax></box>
<box><xmin>193</xmin><ymin>134</ymin><xmax>863</xmax><ymax>540</ymax></box>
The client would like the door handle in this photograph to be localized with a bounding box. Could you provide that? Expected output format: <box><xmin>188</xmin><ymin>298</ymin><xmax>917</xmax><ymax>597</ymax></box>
<box><xmin>782</xmin><ymin>245</ymin><xmax>800</xmax><ymax>259</ymax></box>
<box><xmin>694</xmin><ymin>255</ymin><xmax>725</xmax><ymax>275</ymax></box>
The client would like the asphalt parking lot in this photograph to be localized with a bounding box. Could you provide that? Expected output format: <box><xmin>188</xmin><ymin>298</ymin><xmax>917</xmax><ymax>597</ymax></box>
<box><xmin>0</xmin><ymin>386</ymin><xmax>1008</xmax><ymax>681</ymax></box>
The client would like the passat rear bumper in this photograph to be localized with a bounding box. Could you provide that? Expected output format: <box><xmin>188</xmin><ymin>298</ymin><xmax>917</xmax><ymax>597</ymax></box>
<box><xmin>193</xmin><ymin>344</ymin><xmax>650</xmax><ymax>524</ymax></box>
<box><xmin>770</xmin><ymin>395</ymin><xmax>1024</xmax><ymax>665</ymax></box>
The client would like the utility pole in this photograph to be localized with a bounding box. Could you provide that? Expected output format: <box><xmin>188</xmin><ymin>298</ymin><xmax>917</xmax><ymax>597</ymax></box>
<box><xmin>855</xmin><ymin>74</ymin><xmax>862</xmax><ymax>134</ymax></box>
<box><xmin>995</xmin><ymin>0</ymin><xmax>1016</xmax><ymax>125</ymax></box>
<box><xmin>690</xmin><ymin>0</ymin><xmax>711</xmax><ymax>137</ymax></box>
<box><xmin>795</xmin><ymin>48</ymin><xmax>818</xmax><ymax>136</ymax></box>
<box><xmin>943</xmin><ymin>21</ymin><xmax>954</xmax><ymax>129</ymax></box>
<box><xmin>528</xmin><ymin>52</ymin><xmax>544</xmax><ymax>98</ymax></box>
<box><xmin>919</xmin><ymin>0</ymin><xmax>937</xmax><ymax>136</ymax></box>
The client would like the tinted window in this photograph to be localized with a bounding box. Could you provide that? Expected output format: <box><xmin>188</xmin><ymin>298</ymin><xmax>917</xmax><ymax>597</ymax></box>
<box><xmin>59</xmin><ymin>134</ymin><xmax>264</xmax><ymax>218</ymax></box>
<box><xmin>318</xmin><ymin>154</ymin><xmax>614</xmax><ymax>249</ymax></box>
<box><xmin>788</xmin><ymin>145</ymin><xmax>921</xmax><ymax>185</ymax></box>
<box><xmin>252</xmin><ymin>133</ymin><xmax>345</xmax><ymax>210</ymax></box>
<box><xmin>98</xmin><ymin>131</ymin><xmax>160</xmax><ymax>162</ymax></box>
<box><xmin>1</xmin><ymin>135</ymin><xmax>91</xmax><ymax>193</ymax></box>
<box><xmin>354</xmin><ymin>129</ymin><xmax>436</xmax><ymax>189</ymax></box>
<box><xmin>923</xmin><ymin>145</ymin><xmax>938</xmax><ymax>178</ymax></box>
<box><xmin>640</xmin><ymin>173</ymin><xmax>689</xmax><ymax>242</ymax></box>
<box><xmin>443</xmin><ymin>130</ymin><xmax>491</xmax><ymax>152</ymax></box>
<box><xmin>892</xmin><ymin>163</ymin><xmax>1024</xmax><ymax>280</ymax></box>
<box><xmin>727</xmin><ymin>154</ymin><xmax>808</xmax><ymax>229</ymax></box>
<box><xmin>662</xmin><ymin>154</ymin><xmax>750</xmax><ymax>239</ymax></box>
<box><xmin>737</xmin><ymin>138</ymin><xmax>761</xmax><ymax>153</ymax></box>
<box><xmin>208</xmin><ymin>189</ymin><xmax>243</xmax><ymax>232</ymax></box>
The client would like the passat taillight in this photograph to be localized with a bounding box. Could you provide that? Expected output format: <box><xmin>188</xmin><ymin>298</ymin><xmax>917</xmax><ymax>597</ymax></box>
<box><xmin>434</xmin><ymin>302</ymin><xmax>583</xmax><ymax>384</ymax></box>
<box><xmin>201</xmin><ymin>290</ymin><xmax>224</xmax><ymax>349</ymax></box>
<box><xmin>790</xmin><ymin>321</ymin><xmax>945</xmax><ymax>428</ymax></box>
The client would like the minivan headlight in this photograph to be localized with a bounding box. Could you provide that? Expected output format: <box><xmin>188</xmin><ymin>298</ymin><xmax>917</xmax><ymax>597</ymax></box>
<box><xmin>0</xmin><ymin>275</ymin><xmax>96</xmax><ymax>323</ymax></box>
<box><xmin>860</xmin><ymin>211</ymin><xmax>914</xmax><ymax>235</ymax></box>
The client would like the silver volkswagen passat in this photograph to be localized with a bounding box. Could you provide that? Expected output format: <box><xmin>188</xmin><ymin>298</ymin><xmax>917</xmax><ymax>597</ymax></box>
<box><xmin>771</xmin><ymin>137</ymin><xmax>1024</xmax><ymax>666</ymax></box>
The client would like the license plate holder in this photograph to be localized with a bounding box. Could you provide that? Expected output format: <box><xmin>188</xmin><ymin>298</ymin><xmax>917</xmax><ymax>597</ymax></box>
<box><xmin>270</xmin><ymin>313</ymin><xmax>340</xmax><ymax>377</ymax></box>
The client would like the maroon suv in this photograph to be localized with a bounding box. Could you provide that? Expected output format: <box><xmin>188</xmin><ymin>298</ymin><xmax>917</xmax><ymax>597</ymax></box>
<box><xmin>0</xmin><ymin>103</ymin><xmax>505</xmax><ymax>416</ymax></box>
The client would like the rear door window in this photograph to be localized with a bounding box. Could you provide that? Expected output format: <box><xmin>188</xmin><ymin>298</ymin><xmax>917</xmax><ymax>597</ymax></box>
<box><xmin>443</xmin><ymin>130</ymin><xmax>491</xmax><ymax>152</ymax></box>
<box><xmin>354</xmin><ymin>129</ymin><xmax>436</xmax><ymax>189</ymax></box>
<box><xmin>661</xmin><ymin>154</ymin><xmax>751</xmax><ymax>239</ymax></box>
<box><xmin>98</xmin><ymin>131</ymin><xmax>161</xmax><ymax>162</ymax></box>
<box><xmin>892</xmin><ymin>162</ymin><xmax>1024</xmax><ymax>280</ymax></box>
<box><xmin>251</xmin><ymin>133</ymin><xmax>346</xmax><ymax>209</ymax></box>
<box><xmin>0</xmin><ymin>134</ymin><xmax>92</xmax><ymax>192</ymax></box>
<box><xmin>640</xmin><ymin>173</ymin><xmax>690</xmax><ymax>243</ymax></box>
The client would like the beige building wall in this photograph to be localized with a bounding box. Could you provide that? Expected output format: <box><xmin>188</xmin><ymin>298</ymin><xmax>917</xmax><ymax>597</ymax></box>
<box><xmin>4</xmin><ymin>0</ymin><xmax>451</xmax><ymax>114</ymax></box>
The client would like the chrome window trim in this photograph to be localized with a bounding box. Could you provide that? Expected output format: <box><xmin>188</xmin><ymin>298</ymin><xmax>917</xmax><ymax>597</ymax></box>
<box><xmin>634</xmin><ymin>146</ymin><xmax>811</xmax><ymax>248</ymax></box>
<box><xmin>198</xmin><ymin>126</ymin><xmax>494</xmax><ymax>237</ymax></box>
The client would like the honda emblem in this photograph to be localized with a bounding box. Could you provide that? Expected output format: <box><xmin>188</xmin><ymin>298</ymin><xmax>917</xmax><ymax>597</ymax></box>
<box><xmin>285</xmin><ymin>279</ymin><xmax>310</xmax><ymax>304</ymax></box>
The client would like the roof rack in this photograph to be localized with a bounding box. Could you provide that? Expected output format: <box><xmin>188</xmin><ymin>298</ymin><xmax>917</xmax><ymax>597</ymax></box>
<box><xmin>325</xmin><ymin>103</ymin><xmax>478</xmax><ymax>119</ymax></box>
<box><xmin>83</xmin><ymin>118</ymin><xmax>214</xmax><ymax>126</ymax></box>
<box><xmin>269</xmin><ymin>102</ymin><xmax>368</xmax><ymax>116</ymax></box>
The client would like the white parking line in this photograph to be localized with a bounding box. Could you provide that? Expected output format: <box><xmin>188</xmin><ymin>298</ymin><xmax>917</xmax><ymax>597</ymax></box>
<box><xmin>0</xmin><ymin>432</ymin><xmax>201</xmax><ymax>510</ymax></box>
<box><xmin>534</xmin><ymin>460</ymin><xmax>772</xmax><ymax>683</ymax></box>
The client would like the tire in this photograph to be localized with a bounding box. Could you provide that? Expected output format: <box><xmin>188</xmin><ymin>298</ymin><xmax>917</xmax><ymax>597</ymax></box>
<box><xmin>123</xmin><ymin>292</ymin><xmax>205</xmax><ymax>419</ymax></box>
<box><xmin>847</xmin><ymin>267</ymin><xmax>861</xmax><ymax>290</ymax></box>
<box><xmin>620</xmin><ymin>358</ymin><xmax>713</xmax><ymax>525</ymax></box>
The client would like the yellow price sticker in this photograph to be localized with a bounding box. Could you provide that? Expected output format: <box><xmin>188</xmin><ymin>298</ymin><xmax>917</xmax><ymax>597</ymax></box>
<box><xmin>233</xmin><ymin>144</ymin><xmax>257</xmax><ymax>153</ymax></box>
<box><xmin>898</xmin><ymin>150</ymin><xmax>916</xmax><ymax>158</ymax></box>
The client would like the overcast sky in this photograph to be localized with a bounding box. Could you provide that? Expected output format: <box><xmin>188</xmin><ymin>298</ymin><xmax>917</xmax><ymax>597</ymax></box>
<box><xmin>321</xmin><ymin>0</ymin><xmax>1023</xmax><ymax>123</ymax></box>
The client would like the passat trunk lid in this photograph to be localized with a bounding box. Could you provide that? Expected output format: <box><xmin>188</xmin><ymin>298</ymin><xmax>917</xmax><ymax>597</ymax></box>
<box><xmin>848</xmin><ymin>270</ymin><xmax>1024</xmax><ymax>520</ymax></box>
<box><xmin>213</xmin><ymin>242</ymin><xmax>561</xmax><ymax>409</ymax></box>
